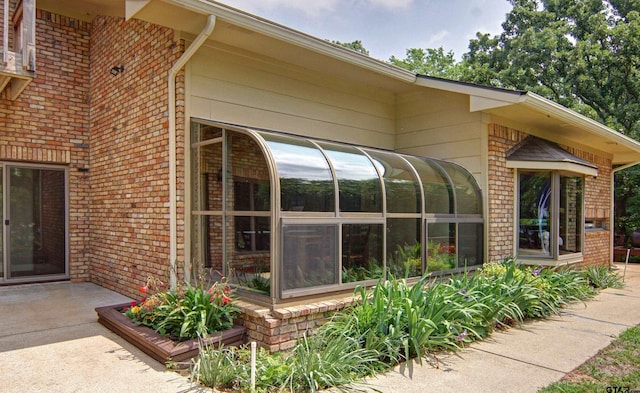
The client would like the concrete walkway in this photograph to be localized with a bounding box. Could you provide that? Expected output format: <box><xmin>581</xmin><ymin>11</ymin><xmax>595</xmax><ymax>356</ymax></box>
<box><xmin>0</xmin><ymin>262</ymin><xmax>638</xmax><ymax>393</ymax></box>
<box><xmin>365</xmin><ymin>262</ymin><xmax>640</xmax><ymax>393</ymax></box>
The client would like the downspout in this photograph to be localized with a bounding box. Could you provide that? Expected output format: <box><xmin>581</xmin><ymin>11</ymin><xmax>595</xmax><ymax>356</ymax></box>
<box><xmin>610</xmin><ymin>161</ymin><xmax>640</xmax><ymax>266</ymax></box>
<box><xmin>168</xmin><ymin>14</ymin><xmax>216</xmax><ymax>289</ymax></box>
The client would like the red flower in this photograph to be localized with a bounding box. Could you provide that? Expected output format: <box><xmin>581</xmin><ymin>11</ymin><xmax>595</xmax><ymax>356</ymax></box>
<box><xmin>222</xmin><ymin>295</ymin><xmax>231</xmax><ymax>305</ymax></box>
<box><xmin>130</xmin><ymin>301</ymin><xmax>138</xmax><ymax>307</ymax></box>
<box><xmin>139</xmin><ymin>285</ymin><xmax>148</xmax><ymax>294</ymax></box>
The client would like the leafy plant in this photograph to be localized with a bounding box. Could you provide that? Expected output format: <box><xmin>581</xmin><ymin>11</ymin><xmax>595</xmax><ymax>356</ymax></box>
<box><xmin>126</xmin><ymin>277</ymin><xmax>238</xmax><ymax>341</ymax></box>
<box><xmin>583</xmin><ymin>265</ymin><xmax>624</xmax><ymax>289</ymax></box>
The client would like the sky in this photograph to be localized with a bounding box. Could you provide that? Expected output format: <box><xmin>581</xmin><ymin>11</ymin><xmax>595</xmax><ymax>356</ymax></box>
<box><xmin>215</xmin><ymin>0</ymin><xmax>514</xmax><ymax>61</ymax></box>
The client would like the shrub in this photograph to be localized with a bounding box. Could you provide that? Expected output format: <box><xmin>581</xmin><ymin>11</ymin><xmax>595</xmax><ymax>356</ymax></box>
<box><xmin>583</xmin><ymin>265</ymin><xmax>624</xmax><ymax>289</ymax></box>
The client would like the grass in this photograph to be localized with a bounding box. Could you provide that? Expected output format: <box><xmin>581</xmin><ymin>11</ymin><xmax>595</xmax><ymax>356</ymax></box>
<box><xmin>539</xmin><ymin>325</ymin><xmax>640</xmax><ymax>392</ymax></box>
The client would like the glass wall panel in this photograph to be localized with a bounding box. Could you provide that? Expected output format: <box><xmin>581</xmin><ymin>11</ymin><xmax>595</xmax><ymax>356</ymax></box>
<box><xmin>427</xmin><ymin>222</ymin><xmax>456</xmax><ymax>272</ymax></box>
<box><xmin>367</xmin><ymin>150</ymin><xmax>421</xmax><ymax>213</ymax></box>
<box><xmin>438</xmin><ymin>161</ymin><xmax>482</xmax><ymax>214</ymax></box>
<box><xmin>282</xmin><ymin>224</ymin><xmax>338</xmax><ymax>290</ymax></box>
<box><xmin>191</xmin><ymin>215</ymin><xmax>223</xmax><ymax>274</ymax></box>
<box><xmin>458</xmin><ymin>223</ymin><xmax>483</xmax><ymax>268</ymax></box>
<box><xmin>192</xmin><ymin>143</ymin><xmax>222</xmax><ymax>211</ymax></box>
<box><xmin>191</xmin><ymin>123</ymin><xmax>222</xmax><ymax>143</ymax></box>
<box><xmin>560</xmin><ymin>176</ymin><xmax>583</xmax><ymax>254</ymax></box>
<box><xmin>387</xmin><ymin>218</ymin><xmax>422</xmax><ymax>278</ymax></box>
<box><xmin>342</xmin><ymin>224</ymin><xmax>384</xmax><ymax>282</ymax></box>
<box><xmin>405</xmin><ymin>156</ymin><xmax>453</xmax><ymax>214</ymax></box>
<box><xmin>518</xmin><ymin>171</ymin><xmax>552</xmax><ymax>257</ymax></box>
<box><xmin>261</xmin><ymin>133</ymin><xmax>335</xmax><ymax>212</ymax></box>
<box><xmin>226</xmin><ymin>215</ymin><xmax>271</xmax><ymax>294</ymax></box>
<box><xmin>317</xmin><ymin>143</ymin><xmax>382</xmax><ymax>213</ymax></box>
<box><xmin>226</xmin><ymin>133</ymin><xmax>271</xmax><ymax>212</ymax></box>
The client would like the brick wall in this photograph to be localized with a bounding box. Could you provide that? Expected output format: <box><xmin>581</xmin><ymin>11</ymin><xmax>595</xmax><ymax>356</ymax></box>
<box><xmin>0</xmin><ymin>6</ymin><xmax>91</xmax><ymax>281</ymax></box>
<box><xmin>88</xmin><ymin>16</ymin><xmax>184</xmax><ymax>298</ymax></box>
<box><xmin>487</xmin><ymin>124</ymin><xmax>612</xmax><ymax>266</ymax></box>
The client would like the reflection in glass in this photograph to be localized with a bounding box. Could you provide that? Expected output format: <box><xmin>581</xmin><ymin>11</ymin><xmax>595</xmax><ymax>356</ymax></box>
<box><xmin>406</xmin><ymin>156</ymin><xmax>454</xmax><ymax>214</ymax></box>
<box><xmin>226</xmin><ymin>133</ymin><xmax>270</xmax><ymax>212</ymax></box>
<box><xmin>560</xmin><ymin>176</ymin><xmax>583</xmax><ymax>255</ymax></box>
<box><xmin>518</xmin><ymin>172</ymin><xmax>552</xmax><ymax>257</ymax></box>
<box><xmin>342</xmin><ymin>224</ymin><xmax>384</xmax><ymax>282</ymax></box>
<box><xmin>367</xmin><ymin>150</ymin><xmax>421</xmax><ymax>213</ymax></box>
<box><xmin>9</xmin><ymin>168</ymin><xmax>66</xmax><ymax>277</ymax></box>
<box><xmin>282</xmin><ymin>225</ymin><xmax>337</xmax><ymax>290</ymax></box>
<box><xmin>387</xmin><ymin>218</ymin><xmax>422</xmax><ymax>278</ymax></box>
<box><xmin>227</xmin><ymin>215</ymin><xmax>271</xmax><ymax>294</ymax></box>
<box><xmin>458</xmin><ymin>223</ymin><xmax>483</xmax><ymax>267</ymax></box>
<box><xmin>261</xmin><ymin>133</ymin><xmax>335</xmax><ymax>212</ymax></box>
<box><xmin>191</xmin><ymin>215</ymin><xmax>223</xmax><ymax>272</ymax></box>
<box><xmin>438</xmin><ymin>161</ymin><xmax>482</xmax><ymax>214</ymax></box>
<box><xmin>192</xmin><ymin>143</ymin><xmax>222</xmax><ymax>211</ymax></box>
<box><xmin>318</xmin><ymin>143</ymin><xmax>382</xmax><ymax>213</ymax></box>
<box><xmin>191</xmin><ymin>123</ymin><xmax>222</xmax><ymax>143</ymax></box>
<box><xmin>427</xmin><ymin>223</ymin><xmax>456</xmax><ymax>272</ymax></box>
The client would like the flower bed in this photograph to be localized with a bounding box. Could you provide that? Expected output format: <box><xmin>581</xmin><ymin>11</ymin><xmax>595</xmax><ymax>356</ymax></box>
<box><xmin>96</xmin><ymin>303</ymin><xmax>246</xmax><ymax>364</ymax></box>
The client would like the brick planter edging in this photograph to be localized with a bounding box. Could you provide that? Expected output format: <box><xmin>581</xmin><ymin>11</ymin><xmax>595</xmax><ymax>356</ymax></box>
<box><xmin>95</xmin><ymin>303</ymin><xmax>246</xmax><ymax>363</ymax></box>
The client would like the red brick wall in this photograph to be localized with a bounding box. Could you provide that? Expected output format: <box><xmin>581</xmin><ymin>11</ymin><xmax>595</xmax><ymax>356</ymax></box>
<box><xmin>487</xmin><ymin>124</ymin><xmax>612</xmax><ymax>266</ymax></box>
<box><xmin>89</xmin><ymin>16</ymin><xmax>184</xmax><ymax>298</ymax></box>
<box><xmin>0</xmin><ymin>6</ymin><xmax>91</xmax><ymax>281</ymax></box>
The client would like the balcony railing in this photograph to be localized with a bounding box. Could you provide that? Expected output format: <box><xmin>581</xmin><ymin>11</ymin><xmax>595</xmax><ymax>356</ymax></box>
<box><xmin>1</xmin><ymin>0</ymin><xmax>35</xmax><ymax>100</ymax></box>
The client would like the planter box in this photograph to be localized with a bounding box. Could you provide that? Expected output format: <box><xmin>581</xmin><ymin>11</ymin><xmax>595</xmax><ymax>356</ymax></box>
<box><xmin>96</xmin><ymin>303</ymin><xmax>246</xmax><ymax>364</ymax></box>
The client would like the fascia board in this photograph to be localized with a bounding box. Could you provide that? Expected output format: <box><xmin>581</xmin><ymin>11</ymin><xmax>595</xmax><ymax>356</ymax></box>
<box><xmin>506</xmin><ymin>160</ymin><xmax>599</xmax><ymax>177</ymax></box>
<box><xmin>521</xmin><ymin>92</ymin><xmax>640</xmax><ymax>153</ymax></box>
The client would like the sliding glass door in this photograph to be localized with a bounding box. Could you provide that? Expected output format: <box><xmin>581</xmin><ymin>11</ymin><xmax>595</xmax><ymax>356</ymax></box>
<box><xmin>0</xmin><ymin>164</ymin><xmax>68</xmax><ymax>281</ymax></box>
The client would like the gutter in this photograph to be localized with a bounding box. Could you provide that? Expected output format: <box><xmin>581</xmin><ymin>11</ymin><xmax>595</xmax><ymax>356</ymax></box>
<box><xmin>610</xmin><ymin>161</ymin><xmax>640</xmax><ymax>266</ymax></box>
<box><xmin>168</xmin><ymin>14</ymin><xmax>216</xmax><ymax>289</ymax></box>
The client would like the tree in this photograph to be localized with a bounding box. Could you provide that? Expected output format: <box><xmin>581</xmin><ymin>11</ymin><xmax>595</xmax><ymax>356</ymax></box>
<box><xmin>389</xmin><ymin>47</ymin><xmax>465</xmax><ymax>79</ymax></box>
<box><xmin>462</xmin><ymin>0</ymin><xmax>640</xmax><ymax>139</ymax></box>
<box><xmin>331</xmin><ymin>40</ymin><xmax>370</xmax><ymax>55</ymax></box>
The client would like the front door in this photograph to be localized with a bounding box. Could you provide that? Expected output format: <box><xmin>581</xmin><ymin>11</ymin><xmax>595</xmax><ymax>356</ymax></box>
<box><xmin>0</xmin><ymin>164</ymin><xmax>68</xmax><ymax>282</ymax></box>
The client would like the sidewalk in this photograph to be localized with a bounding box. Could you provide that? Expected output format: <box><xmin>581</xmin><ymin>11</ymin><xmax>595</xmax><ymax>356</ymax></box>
<box><xmin>0</xmin><ymin>262</ymin><xmax>638</xmax><ymax>393</ymax></box>
<box><xmin>364</xmin><ymin>262</ymin><xmax>640</xmax><ymax>393</ymax></box>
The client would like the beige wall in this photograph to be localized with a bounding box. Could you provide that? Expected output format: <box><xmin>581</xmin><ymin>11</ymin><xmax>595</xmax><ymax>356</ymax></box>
<box><xmin>188</xmin><ymin>44</ymin><xmax>396</xmax><ymax>149</ymax></box>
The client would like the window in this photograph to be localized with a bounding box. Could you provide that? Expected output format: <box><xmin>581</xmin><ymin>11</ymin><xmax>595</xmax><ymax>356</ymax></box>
<box><xmin>517</xmin><ymin>171</ymin><xmax>583</xmax><ymax>259</ymax></box>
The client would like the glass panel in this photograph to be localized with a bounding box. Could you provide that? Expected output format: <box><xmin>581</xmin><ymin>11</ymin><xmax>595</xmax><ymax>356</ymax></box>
<box><xmin>193</xmin><ymin>142</ymin><xmax>222</xmax><ymax>211</ymax></box>
<box><xmin>318</xmin><ymin>143</ymin><xmax>382</xmax><ymax>213</ymax></box>
<box><xmin>226</xmin><ymin>132</ymin><xmax>271</xmax><ymax>212</ymax></box>
<box><xmin>282</xmin><ymin>224</ymin><xmax>337</xmax><ymax>290</ymax></box>
<box><xmin>367</xmin><ymin>150</ymin><xmax>421</xmax><ymax>213</ymax></box>
<box><xmin>406</xmin><ymin>156</ymin><xmax>454</xmax><ymax>214</ymax></box>
<box><xmin>227</xmin><ymin>215</ymin><xmax>271</xmax><ymax>294</ymax></box>
<box><xmin>387</xmin><ymin>218</ymin><xmax>422</xmax><ymax>278</ymax></box>
<box><xmin>518</xmin><ymin>172</ymin><xmax>552</xmax><ymax>257</ymax></box>
<box><xmin>342</xmin><ymin>224</ymin><xmax>384</xmax><ymax>283</ymax></box>
<box><xmin>9</xmin><ymin>168</ymin><xmax>66</xmax><ymax>277</ymax></box>
<box><xmin>0</xmin><ymin>169</ymin><xmax>2</xmax><ymax>279</ymax></box>
<box><xmin>191</xmin><ymin>123</ymin><xmax>222</xmax><ymax>143</ymax></box>
<box><xmin>560</xmin><ymin>176</ymin><xmax>583</xmax><ymax>254</ymax></box>
<box><xmin>191</xmin><ymin>215</ymin><xmax>223</xmax><ymax>276</ymax></box>
<box><xmin>438</xmin><ymin>160</ymin><xmax>482</xmax><ymax>215</ymax></box>
<box><xmin>458</xmin><ymin>223</ymin><xmax>483</xmax><ymax>268</ymax></box>
<box><xmin>427</xmin><ymin>222</ymin><xmax>456</xmax><ymax>272</ymax></box>
<box><xmin>261</xmin><ymin>133</ymin><xmax>334</xmax><ymax>212</ymax></box>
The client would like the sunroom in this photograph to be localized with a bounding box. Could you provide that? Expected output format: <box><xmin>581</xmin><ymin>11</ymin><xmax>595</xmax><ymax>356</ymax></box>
<box><xmin>190</xmin><ymin>120</ymin><xmax>483</xmax><ymax>304</ymax></box>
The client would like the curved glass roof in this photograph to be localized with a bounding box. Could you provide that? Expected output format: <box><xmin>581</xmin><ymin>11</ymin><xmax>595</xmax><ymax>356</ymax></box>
<box><xmin>256</xmin><ymin>130</ymin><xmax>482</xmax><ymax>216</ymax></box>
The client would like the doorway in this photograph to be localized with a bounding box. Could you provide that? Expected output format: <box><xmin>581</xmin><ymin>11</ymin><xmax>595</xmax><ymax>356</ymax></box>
<box><xmin>0</xmin><ymin>164</ymin><xmax>68</xmax><ymax>282</ymax></box>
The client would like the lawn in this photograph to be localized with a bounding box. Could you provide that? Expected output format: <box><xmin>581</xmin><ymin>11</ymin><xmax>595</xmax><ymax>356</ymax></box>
<box><xmin>539</xmin><ymin>325</ymin><xmax>640</xmax><ymax>392</ymax></box>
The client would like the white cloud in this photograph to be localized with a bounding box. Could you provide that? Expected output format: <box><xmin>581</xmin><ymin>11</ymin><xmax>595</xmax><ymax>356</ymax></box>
<box><xmin>428</xmin><ymin>29</ymin><xmax>450</xmax><ymax>46</ymax></box>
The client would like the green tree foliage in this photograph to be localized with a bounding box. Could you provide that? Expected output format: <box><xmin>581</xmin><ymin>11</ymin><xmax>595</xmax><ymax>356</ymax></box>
<box><xmin>331</xmin><ymin>39</ymin><xmax>370</xmax><ymax>55</ymax></box>
<box><xmin>389</xmin><ymin>47</ymin><xmax>465</xmax><ymax>79</ymax></box>
<box><xmin>462</xmin><ymin>0</ymin><xmax>640</xmax><ymax>139</ymax></box>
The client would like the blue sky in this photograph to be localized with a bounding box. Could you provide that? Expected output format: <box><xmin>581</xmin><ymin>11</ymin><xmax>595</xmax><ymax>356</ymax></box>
<box><xmin>216</xmin><ymin>0</ymin><xmax>513</xmax><ymax>60</ymax></box>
